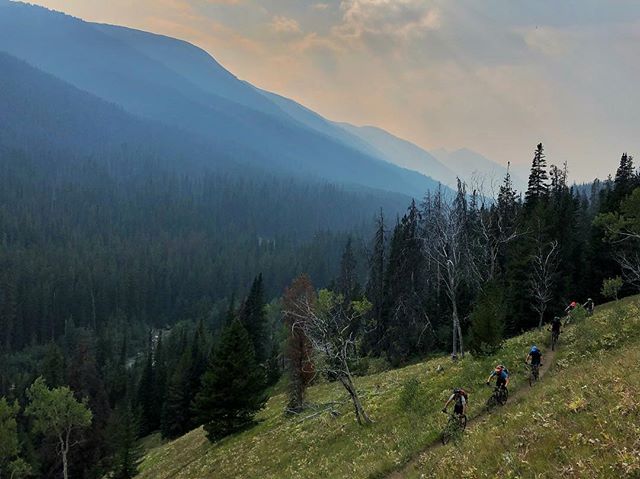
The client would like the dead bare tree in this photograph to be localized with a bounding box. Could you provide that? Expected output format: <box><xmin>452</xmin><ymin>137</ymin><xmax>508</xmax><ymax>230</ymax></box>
<box><xmin>616</xmin><ymin>251</ymin><xmax>640</xmax><ymax>290</ymax></box>
<box><xmin>292</xmin><ymin>290</ymin><xmax>373</xmax><ymax>425</ymax></box>
<box><xmin>470</xmin><ymin>172</ymin><xmax>524</xmax><ymax>283</ymax></box>
<box><xmin>423</xmin><ymin>181</ymin><xmax>468</xmax><ymax>359</ymax></box>
<box><xmin>529</xmin><ymin>239</ymin><xmax>559</xmax><ymax>329</ymax></box>
<box><xmin>598</xmin><ymin>214</ymin><xmax>640</xmax><ymax>291</ymax></box>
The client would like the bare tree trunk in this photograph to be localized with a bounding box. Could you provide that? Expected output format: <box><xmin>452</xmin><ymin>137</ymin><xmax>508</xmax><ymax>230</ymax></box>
<box><xmin>339</xmin><ymin>374</ymin><xmax>372</xmax><ymax>425</ymax></box>
<box><xmin>537</xmin><ymin>309</ymin><xmax>545</xmax><ymax>330</ymax></box>
<box><xmin>62</xmin><ymin>450</ymin><xmax>68</xmax><ymax>479</ymax></box>
<box><xmin>451</xmin><ymin>310</ymin><xmax>457</xmax><ymax>360</ymax></box>
<box><xmin>60</xmin><ymin>432</ymin><xmax>70</xmax><ymax>479</ymax></box>
<box><xmin>456</xmin><ymin>318</ymin><xmax>464</xmax><ymax>358</ymax></box>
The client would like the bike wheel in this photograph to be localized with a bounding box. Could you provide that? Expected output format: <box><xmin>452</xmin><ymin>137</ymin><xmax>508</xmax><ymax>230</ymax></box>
<box><xmin>441</xmin><ymin>418</ymin><xmax>455</xmax><ymax>445</ymax></box>
<box><xmin>459</xmin><ymin>415</ymin><xmax>467</xmax><ymax>431</ymax></box>
<box><xmin>499</xmin><ymin>388</ymin><xmax>508</xmax><ymax>405</ymax></box>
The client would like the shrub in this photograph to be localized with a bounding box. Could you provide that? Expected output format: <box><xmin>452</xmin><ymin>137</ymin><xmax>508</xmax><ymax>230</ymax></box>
<box><xmin>398</xmin><ymin>377</ymin><xmax>426</xmax><ymax>415</ymax></box>
<box><xmin>601</xmin><ymin>276</ymin><xmax>623</xmax><ymax>301</ymax></box>
<box><xmin>468</xmin><ymin>283</ymin><xmax>506</xmax><ymax>355</ymax></box>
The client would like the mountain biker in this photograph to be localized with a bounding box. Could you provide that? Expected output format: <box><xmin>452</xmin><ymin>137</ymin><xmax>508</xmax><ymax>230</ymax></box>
<box><xmin>486</xmin><ymin>365</ymin><xmax>510</xmax><ymax>390</ymax></box>
<box><xmin>551</xmin><ymin>316</ymin><xmax>562</xmax><ymax>335</ymax></box>
<box><xmin>525</xmin><ymin>345</ymin><xmax>543</xmax><ymax>368</ymax></box>
<box><xmin>442</xmin><ymin>388</ymin><xmax>468</xmax><ymax>417</ymax></box>
<box><xmin>564</xmin><ymin>301</ymin><xmax>578</xmax><ymax>314</ymax></box>
<box><xmin>583</xmin><ymin>298</ymin><xmax>595</xmax><ymax>316</ymax></box>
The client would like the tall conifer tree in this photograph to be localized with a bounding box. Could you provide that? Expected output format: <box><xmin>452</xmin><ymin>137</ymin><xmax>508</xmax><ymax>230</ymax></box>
<box><xmin>525</xmin><ymin>143</ymin><xmax>549</xmax><ymax>205</ymax></box>
<box><xmin>239</xmin><ymin>275</ymin><xmax>268</xmax><ymax>364</ymax></box>
<box><xmin>193</xmin><ymin>319</ymin><xmax>267</xmax><ymax>441</ymax></box>
<box><xmin>364</xmin><ymin>211</ymin><xmax>386</xmax><ymax>354</ymax></box>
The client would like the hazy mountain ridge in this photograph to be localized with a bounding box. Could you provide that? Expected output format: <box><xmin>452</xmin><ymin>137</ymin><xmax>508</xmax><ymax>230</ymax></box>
<box><xmin>337</xmin><ymin>124</ymin><xmax>459</xmax><ymax>188</ymax></box>
<box><xmin>0</xmin><ymin>1</ymin><xmax>447</xmax><ymax>198</ymax></box>
<box><xmin>431</xmin><ymin>147</ymin><xmax>528</xmax><ymax>191</ymax></box>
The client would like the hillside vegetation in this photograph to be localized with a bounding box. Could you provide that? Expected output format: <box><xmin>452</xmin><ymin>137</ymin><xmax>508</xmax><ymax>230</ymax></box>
<box><xmin>136</xmin><ymin>296</ymin><xmax>640</xmax><ymax>479</ymax></box>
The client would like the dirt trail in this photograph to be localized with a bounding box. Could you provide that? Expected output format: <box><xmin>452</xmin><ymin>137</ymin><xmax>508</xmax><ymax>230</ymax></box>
<box><xmin>387</xmin><ymin>348</ymin><xmax>558</xmax><ymax>479</ymax></box>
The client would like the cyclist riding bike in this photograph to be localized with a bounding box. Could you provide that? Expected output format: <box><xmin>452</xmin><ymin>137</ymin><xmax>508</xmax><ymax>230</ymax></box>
<box><xmin>564</xmin><ymin>300</ymin><xmax>579</xmax><ymax>324</ymax></box>
<box><xmin>525</xmin><ymin>345</ymin><xmax>543</xmax><ymax>369</ymax></box>
<box><xmin>442</xmin><ymin>388</ymin><xmax>468</xmax><ymax>417</ymax></box>
<box><xmin>583</xmin><ymin>298</ymin><xmax>595</xmax><ymax>316</ymax></box>
<box><xmin>549</xmin><ymin>316</ymin><xmax>562</xmax><ymax>349</ymax></box>
<box><xmin>564</xmin><ymin>301</ymin><xmax>578</xmax><ymax>314</ymax></box>
<box><xmin>486</xmin><ymin>365</ymin><xmax>510</xmax><ymax>391</ymax></box>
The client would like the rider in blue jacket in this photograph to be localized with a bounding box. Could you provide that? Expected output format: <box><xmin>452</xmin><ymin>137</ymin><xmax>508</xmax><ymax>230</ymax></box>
<box><xmin>486</xmin><ymin>364</ymin><xmax>510</xmax><ymax>390</ymax></box>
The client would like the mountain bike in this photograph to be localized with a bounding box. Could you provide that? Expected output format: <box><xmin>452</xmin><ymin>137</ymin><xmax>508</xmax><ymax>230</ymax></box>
<box><xmin>485</xmin><ymin>384</ymin><xmax>508</xmax><ymax>409</ymax></box>
<box><xmin>525</xmin><ymin>362</ymin><xmax>540</xmax><ymax>386</ymax></box>
<box><xmin>440</xmin><ymin>410</ymin><xmax>467</xmax><ymax>445</ymax></box>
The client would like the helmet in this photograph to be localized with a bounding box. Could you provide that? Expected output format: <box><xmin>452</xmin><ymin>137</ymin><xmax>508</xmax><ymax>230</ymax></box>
<box><xmin>530</xmin><ymin>345</ymin><xmax>538</xmax><ymax>353</ymax></box>
<box><xmin>453</xmin><ymin>388</ymin><xmax>461</xmax><ymax>394</ymax></box>
<box><xmin>495</xmin><ymin>365</ymin><xmax>504</xmax><ymax>372</ymax></box>
<box><xmin>588</xmin><ymin>298</ymin><xmax>593</xmax><ymax>301</ymax></box>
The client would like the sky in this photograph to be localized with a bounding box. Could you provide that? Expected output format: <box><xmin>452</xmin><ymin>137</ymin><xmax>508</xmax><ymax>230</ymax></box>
<box><xmin>28</xmin><ymin>0</ymin><xmax>640</xmax><ymax>181</ymax></box>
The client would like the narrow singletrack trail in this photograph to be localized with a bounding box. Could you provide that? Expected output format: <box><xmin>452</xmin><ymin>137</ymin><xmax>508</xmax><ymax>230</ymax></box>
<box><xmin>387</xmin><ymin>348</ymin><xmax>558</xmax><ymax>479</ymax></box>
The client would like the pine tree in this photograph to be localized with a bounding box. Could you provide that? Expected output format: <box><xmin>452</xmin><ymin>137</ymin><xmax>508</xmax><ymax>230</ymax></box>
<box><xmin>188</xmin><ymin>322</ymin><xmax>209</xmax><ymax>409</ymax></box>
<box><xmin>614</xmin><ymin>153</ymin><xmax>635</xmax><ymax>194</ymax></box>
<box><xmin>41</xmin><ymin>342</ymin><xmax>65</xmax><ymax>388</ymax></box>
<box><xmin>550</xmin><ymin>162</ymin><xmax>568</xmax><ymax>200</ymax></box>
<box><xmin>381</xmin><ymin>200</ymin><xmax>426</xmax><ymax>365</ymax></box>
<box><xmin>525</xmin><ymin>143</ymin><xmax>549</xmax><ymax>205</ymax></box>
<box><xmin>107</xmin><ymin>402</ymin><xmax>141</xmax><ymax>479</ymax></box>
<box><xmin>136</xmin><ymin>338</ymin><xmax>156</xmax><ymax>436</ymax></box>
<box><xmin>364</xmin><ymin>211</ymin><xmax>386</xmax><ymax>354</ymax></box>
<box><xmin>497</xmin><ymin>163</ymin><xmax>517</xmax><ymax>222</ymax></box>
<box><xmin>337</xmin><ymin>237</ymin><xmax>358</xmax><ymax>303</ymax></box>
<box><xmin>282</xmin><ymin>275</ymin><xmax>316</xmax><ymax>412</ymax></box>
<box><xmin>239</xmin><ymin>274</ymin><xmax>268</xmax><ymax>364</ymax></box>
<box><xmin>161</xmin><ymin>351</ymin><xmax>193</xmax><ymax>439</ymax></box>
<box><xmin>193</xmin><ymin>319</ymin><xmax>267</xmax><ymax>442</ymax></box>
<box><xmin>0</xmin><ymin>269</ymin><xmax>17</xmax><ymax>353</ymax></box>
<box><xmin>152</xmin><ymin>332</ymin><xmax>168</xmax><ymax>428</ymax></box>
<box><xmin>65</xmin><ymin>331</ymin><xmax>111</xmax><ymax>479</ymax></box>
<box><xmin>468</xmin><ymin>282</ymin><xmax>506</xmax><ymax>355</ymax></box>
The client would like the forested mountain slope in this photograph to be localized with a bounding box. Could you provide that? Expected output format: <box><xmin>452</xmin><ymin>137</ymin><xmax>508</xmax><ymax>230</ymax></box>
<box><xmin>0</xmin><ymin>1</ymin><xmax>446</xmax><ymax>197</ymax></box>
<box><xmin>135</xmin><ymin>296</ymin><xmax>640</xmax><ymax>479</ymax></box>
<box><xmin>0</xmin><ymin>51</ymin><xmax>409</xmax><ymax>351</ymax></box>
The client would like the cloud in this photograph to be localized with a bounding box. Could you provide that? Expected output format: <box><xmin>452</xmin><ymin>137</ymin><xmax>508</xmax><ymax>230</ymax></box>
<box><xmin>270</xmin><ymin>15</ymin><xmax>302</xmax><ymax>34</ymax></box>
<box><xmin>336</xmin><ymin>0</ymin><xmax>440</xmax><ymax>42</ymax></box>
<box><xmin>312</xmin><ymin>3</ymin><xmax>330</xmax><ymax>11</ymax></box>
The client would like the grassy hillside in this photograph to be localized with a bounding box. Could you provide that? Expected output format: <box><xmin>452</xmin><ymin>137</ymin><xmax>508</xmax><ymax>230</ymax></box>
<box><xmin>136</xmin><ymin>296</ymin><xmax>640</xmax><ymax>479</ymax></box>
<box><xmin>401</xmin><ymin>296</ymin><xmax>640</xmax><ymax>478</ymax></box>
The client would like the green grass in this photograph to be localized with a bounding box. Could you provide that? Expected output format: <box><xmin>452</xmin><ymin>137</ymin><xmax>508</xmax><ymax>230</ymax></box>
<box><xmin>136</xmin><ymin>296</ymin><xmax>640</xmax><ymax>479</ymax></box>
<box><xmin>403</xmin><ymin>295</ymin><xmax>640</xmax><ymax>478</ymax></box>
